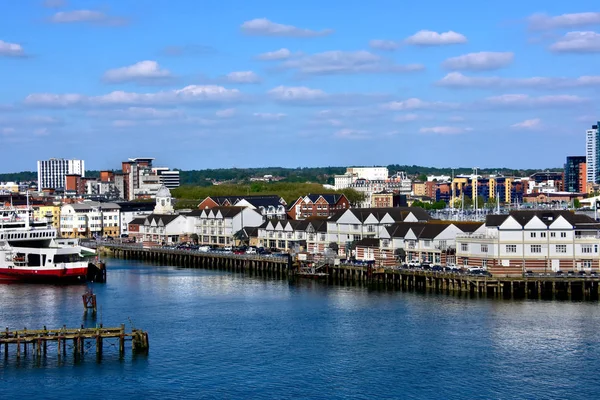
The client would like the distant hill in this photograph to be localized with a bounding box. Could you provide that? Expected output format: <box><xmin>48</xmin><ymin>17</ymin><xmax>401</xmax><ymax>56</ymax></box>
<box><xmin>0</xmin><ymin>165</ymin><xmax>563</xmax><ymax>185</ymax></box>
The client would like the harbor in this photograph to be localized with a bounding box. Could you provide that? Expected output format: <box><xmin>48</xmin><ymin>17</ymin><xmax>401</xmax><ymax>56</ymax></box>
<box><xmin>94</xmin><ymin>243</ymin><xmax>600</xmax><ymax>301</ymax></box>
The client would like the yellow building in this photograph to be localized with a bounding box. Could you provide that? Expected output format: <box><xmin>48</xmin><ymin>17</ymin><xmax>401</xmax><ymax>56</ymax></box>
<box><xmin>34</xmin><ymin>205</ymin><xmax>61</xmax><ymax>229</ymax></box>
<box><xmin>412</xmin><ymin>181</ymin><xmax>426</xmax><ymax>197</ymax></box>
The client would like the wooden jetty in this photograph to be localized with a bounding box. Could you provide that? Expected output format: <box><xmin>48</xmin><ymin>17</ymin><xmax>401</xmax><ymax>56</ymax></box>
<box><xmin>0</xmin><ymin>324</ymin><xmax>148</xmax><ymax>359</ymax></box>
<box><xmin>94</xmin><ymin>243</ymin><xmax>291</xmax><ymax>278</ymax></box>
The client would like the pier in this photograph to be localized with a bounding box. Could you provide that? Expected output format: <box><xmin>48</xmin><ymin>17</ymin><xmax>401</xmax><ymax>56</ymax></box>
<box><xmin>92</xmin><ymin>243</ymin><xmax>291</xmax><ymax>278</ymax></box>
<box><xmin>90</xmin><ymin>242</ymin><xmax>600</xmax><ymax>301</ymax></box>
<box><xmin>0</xmin><ymin>324</ymin><xmax>149</xmax><ymax>359</ymax></box>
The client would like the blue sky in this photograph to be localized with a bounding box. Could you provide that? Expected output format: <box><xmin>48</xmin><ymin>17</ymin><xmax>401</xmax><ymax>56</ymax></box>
<box><xmin>1</xmin><ymin>0</ymin><xmax>599</xmax><ymax>172</ymax></box>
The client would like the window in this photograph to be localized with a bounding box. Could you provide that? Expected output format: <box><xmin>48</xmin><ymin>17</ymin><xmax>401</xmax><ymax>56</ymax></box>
<box><xmin>561</xmin><ymin>232</ymin><xmax>567</xmax><ymax>238</ymax></box>
<box><xmin>482</xmin><ymin>259</ymin><xmax>488</xmax><ymax>268</ymax></box>
<box><xmin>550</xmin><ymin>232</ymin><xmax>556</xmax><ymax>238</ymax></box>
<box><xmin>353</xmin><ymin>224</ymin><xmax>360</xmax><ymax>230</ymax></box>
<box><xmin>506</xmin><ymin>245</ymin><xmax>517</xmax><ymax>253</ymax></box>
<box><xmin>439</xmin><ymin>240</ymin><xmax>447</xmax><ymax>249</ymax></box>
<box><xmin>424</xmin><ymin>240</ymin><xmax>431</xmax><ymax>247</ymax></box>
<box><xmin>582</xmin><ymin>245</ymin><xmax>593</xmax><ymax>254</ymax></box>
<box><xmin>463</xmin><ymin>258</ymin><xmax>469</xmax><ymax>266</ymax></box>
<box><xmin>461</xmin><ymin>243</ymin><xmax>468</xmax><ymax>252</ymax></box>
<box><xmin>531</xmin><ymin>245</ymin><xmax>542</xmax><ymax>253</ymax></box>
<box><xmin>583</xmin><ymin>260</ymin><xmax>593</xmax><ymax>268</ymax></box>
<box><xmin>540</xmin><ymin>232</ymin><xmax>546</xmax><ymax>238</ymax></box>
<box><xmin>530</xmin><ymin>232</ymin><xmax>537</xmax><ymax>238</ymax></box>
<box><xmin>481</xmin><ymin>244</ymin><xmax>488</xmax><ymax>253</ymax></box>
<box><xmin>556</xmin><ymin>244</ymin><xmax>567</xmax><ymax>253</ymax></box>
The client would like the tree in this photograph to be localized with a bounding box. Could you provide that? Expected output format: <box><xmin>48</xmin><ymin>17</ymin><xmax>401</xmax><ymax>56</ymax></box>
<box><xmin>431</xmin><ymin>201</ymin><xmax>446</xmax><ymax>210</ymax></box>
<box><xmin>417</xmin><ymin>174</ymin><xmax>427</xmax><ymax>182</ymax></box>
<box><xmin>475</xmin><ymin>196</ymin><xmax>485</xmax><ymax>209</ymax></box>
<box><xmin>394</xmin><ymin>248</ymin><xmax>406</xmax><ymax>263</ymax></box>
<box><xmin>328</xmin><ymin>242</ymin><xmax>339</xmax><ymax>253</ymax></box>
<box><xmin>190</xmin><ymin>233</ymin><xmax>199</xmax><ymax>244</ymax></box>
<box><xmin>486</xmin><ymin>197</ymin><xmax>498</xmax><ymax>210</ymax></box>
<box><xmin>574</xmin><ymin>198</ymin><xmax>582</xmax><ymax>209</ymax></box>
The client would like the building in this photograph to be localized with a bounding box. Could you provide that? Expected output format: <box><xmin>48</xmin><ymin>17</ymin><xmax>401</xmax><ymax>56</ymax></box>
<box><xmin>60</xmin><ymin>201</ymin><xmax>120</xmax><ymax>238</ymax></box>
<box><xmin>371</xmin><ymin>191</ymin><xmax>407</xmax><ymax>208</ymax></box>
<box><xmin>198</xmin><ymin>195</ymin><xmax>287</xmax><ymax>220</ymax></box>
<box><xmin>586</xmin><ymin>122</ymin><xmax>600</xmax><ymax>184</ymax></box>
<box><xmin>152</xmin><ymin>168</ymin><xmax>180</xmax><ymax>189</ymax></box>
<box><xmin>138</xmin><ymin>186</ymin><xmax>187</xmax><ymax>244</ymax></box>
<box><xmin>348</xmin><ymin>172</ymin><xmax>412</xmax><ymax>208</ymax></box>
<box><xmin>33</xmin><ymin>204</ymin><xmax>61</xmax><ymax>229</ymax></box>
<box><xmin>412</xmin><ymin>181</ymin><xmax>427</xmax><ymax>197</ymax></box>
<box><xmin>117</xmin><ymin>201</ymin><xmax>155</xmax><ymax>236</ymax></box>
<box><xmin>37</xmin><ymin>158</ymin><xmax>85</xmax><ymax>190</ymax></box>
<box><xmin>257</xmin><ymin>219</ymin><xmax>313</xmax><ymax>251</ymax></box>
<box><xmin>564</xmin><ymin>156</ymin><xmax>587</xmax><ymax>193</ymax></box>
<box><xmin>187</xmin><ymin>206</ymin><xmax>264</xmax><ymax>246</ymax></box>
<box><xmin>287</xmin><ymin>194</ymin><xmax>350</xmax><ymax>220</ymax></box>
<box><xmin>334</xmin><ymin>167</ymin><xmax>389</xmax><ymax>190</ymax></box>
<box><xmin>456</xmin><ymin>210</ymin><xmax>600</xmax><ymax>276</ymax></box>
<box><xmin>119</xmin><ymin>158</ymin><xmax>179</xmax><ymax>200</ymax></box>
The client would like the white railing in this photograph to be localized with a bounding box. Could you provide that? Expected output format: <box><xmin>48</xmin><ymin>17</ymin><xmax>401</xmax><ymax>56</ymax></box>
<box><xmin>456</xmin><ymin>233</ymin><xmax>497</xmax><ymax>239</ymax></box>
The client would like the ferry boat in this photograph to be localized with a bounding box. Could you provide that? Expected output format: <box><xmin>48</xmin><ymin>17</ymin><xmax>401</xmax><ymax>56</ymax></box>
<box><xmin>0</xmin><ymin>206</ymin><xmax>93</xmax><ymax>283</ymax></box>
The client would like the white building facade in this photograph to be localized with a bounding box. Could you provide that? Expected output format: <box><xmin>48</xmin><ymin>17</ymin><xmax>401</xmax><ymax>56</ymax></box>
<box><xmin>586</xmin><ymin>122</ymin><xmax>599</xmax><ymax>184</ymax></box>
<box><xmin>37</xmin><ymin>158</ymin><xmax>85</xmax><ymax>190</ymax></box>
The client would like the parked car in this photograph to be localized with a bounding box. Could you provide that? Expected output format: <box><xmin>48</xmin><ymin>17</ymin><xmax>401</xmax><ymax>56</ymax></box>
<box><xmin>246</xmin><ymin>248</ymin><xmax>257</xmax><ymax>255</ymax></box>
<box><xmin>198</xmin><ymin>246</ymin><xmax>210</xmax><ymax>253</ymax></box>
<box><xmin>407</xmin><ymin>260</ymin><xmax>420</xmax><ymax>268</ymax></box>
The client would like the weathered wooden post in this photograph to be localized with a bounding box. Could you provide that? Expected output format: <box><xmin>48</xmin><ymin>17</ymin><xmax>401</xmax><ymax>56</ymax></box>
<box><xmin>119</xmin><ymin>324</ymin><xmax>125</xmax><ymax>357</ymax></box>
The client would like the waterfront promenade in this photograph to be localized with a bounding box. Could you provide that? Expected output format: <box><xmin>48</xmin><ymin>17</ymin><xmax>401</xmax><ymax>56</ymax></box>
<box><xmin>92</xmin><ymin>242</ymin><xmax>600</xmax><ymax>300</ymax></box>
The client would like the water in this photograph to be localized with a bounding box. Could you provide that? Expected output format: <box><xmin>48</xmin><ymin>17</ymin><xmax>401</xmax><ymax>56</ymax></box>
<box><xmin>1</xmin><ymin>259</ymin><xmax>600</xmax><ymax>399</ymax></box>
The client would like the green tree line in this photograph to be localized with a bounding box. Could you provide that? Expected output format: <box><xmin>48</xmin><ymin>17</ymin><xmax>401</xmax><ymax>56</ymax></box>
<box><xmin>172</xmin><ymin>182</ymin><xmax>365</xmax><ymax>209</ymax></box>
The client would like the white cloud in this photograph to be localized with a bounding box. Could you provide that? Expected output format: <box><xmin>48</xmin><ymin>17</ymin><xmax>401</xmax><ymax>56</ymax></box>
<box><xmin>550</xmin><ymin>31</ymin><xmax>600</xmax><ymax>53</ymax></box>
<box><xmin>89</xmin><ymin>107</ymin><xmax>185</xmax><ymax>119</ymax></box>
<box><xmin>485</xmin><ymin>94</ymin><xmax>587</xmax><ymax>108</ymax></box>
<box><xmin>103</xmin><ymin>61</ymin><xmax>172</xmax><ymax>84</ymax></box>
<box><xmin>394</xmin><ymin>113</ymin><xmax>421</xmax><ymax>122</ymax></box>
<box><xmin>442</xmin><ymin>52</ymin><xmax>514</xmax><ymax>71</ymax></box>
<box><xmin>241</xmin><ymin>18</ymin><xmax>333</xmax><ymax>37</ymax></box>
<box><xmin>405</xmin><ymin>30</ymin><xmax>467</xmax><ymax>46</ymax></box>
<box><xmin>253</xmin><ymin>112</ymin><xmax>287</xmax><ymax>120</ymax></box>
<box><xmin>1</xmin><ymin>127</ymin><xmax>16</xmax><ymax>135</ymax></box>
<box><xmin>280</xmin><ymin>50</ymin><xmax>424</xmax><ymax>75</ymax></box>
<box><xmin>24</xmin><ymin>85</ymin><xmax>242</xmax><ymax>107</ymax></box>
<box><xmin>334</xmin><ymin>129</ymin><xmax>369</xmax><ymax>139</ymax></box>
<box><xmin>437</xmin><ymin>72</ymin><xmax>600</xmax><ymax>89</ymax></box>
<box><xmin>420</xmin><ymin>126</ymin><xmax>472</xmax><ymax>134</ymax></box>
<box><xmin>49</xmin><ymin>9</ymin><xmax>126</xmax><ymax>25</ymax></box>
<box><xmin>383</xmin><ymin>98</ymin><xmax>458</xmax><ymax>111</ymax></box>
<box><xmin>225</xmin><ymin>71</ymin><xmax>261</xmax><ymax>84</ymax></box>
<box><xmin>511</xmin><ymin>118</ymin><xmax>542</xmax><ymax>129</ymax></box>
<box><xmin>0</xmin><ymin>40</ymin><xmax>25</xmax><ymax>57</ymax></box>
<box><xmin>528</xmin><ymin>12</ymin><xmax>600</xmax><ymax>30</ymax></box>
<box><xmin>215</xmin><ymin>108</ymin><xmax>236</xmax><ymax>118</ymax></box>
<box><xmin>369</xmin><ymin>39</ymin><xmax>399</xmax><ymax>51</ymax></box>
<box><xmin>268</xmin><ymin>86</ymin><xmax>384</xmax><ymax>106</ymax></box>
<box><xmin>257</xmin><ymin>48</ymin><xmax>292</xmax><ymax>60</ymax></box>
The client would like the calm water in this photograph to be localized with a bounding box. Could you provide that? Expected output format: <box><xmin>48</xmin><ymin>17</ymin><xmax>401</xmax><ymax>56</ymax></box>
<box><xmin>1</xmin><ymin>259</ymin><xmax>600</xmax><ymax>399</ymax></box>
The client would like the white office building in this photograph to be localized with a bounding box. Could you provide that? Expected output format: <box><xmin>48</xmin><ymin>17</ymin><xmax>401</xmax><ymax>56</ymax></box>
<box><xmin>586</xmin><ymin>122</ymin><xmax>599</xmax><ymax>184</ymax></box>
<box><xmin>37</xmin><ymin>158</ymin><xmax>85</xmax><ymax>190</ymax></box>
<box><xmin>334</xmin><ymin>167</ymin><xmax>389</xmax><ymax>190</ymax></box>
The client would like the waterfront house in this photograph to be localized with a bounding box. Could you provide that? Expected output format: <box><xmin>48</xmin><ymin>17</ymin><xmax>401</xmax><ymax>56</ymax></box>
<box><xmin>198</xmin><ymin>195</ymin><xmax>287</xmax><ymax>220</ymax></box>
<box><xmin>287</xmin><ymin>194</ymin><xmax>350</xmax><ymax>220</ymax></box>
<box><xmin>60</xmin><ymin>201</ymin><xmax>121</xmax><ymax>239</ymax></box>
<box><xmin>187</xmin><ymin>206</ymin><xmax>264</xmax><ymax>247</ymax></box>
<box><xmin>456</xmin><ymin>210</ymin><xmax>600</xmax><ymax>276</ymax></box>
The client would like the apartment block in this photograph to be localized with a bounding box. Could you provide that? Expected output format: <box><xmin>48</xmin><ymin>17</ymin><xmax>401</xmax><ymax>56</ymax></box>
<box><xmin>37</xmin><ymin>158</ymin><xmax>85</xmax><ymax>190</ymax></box>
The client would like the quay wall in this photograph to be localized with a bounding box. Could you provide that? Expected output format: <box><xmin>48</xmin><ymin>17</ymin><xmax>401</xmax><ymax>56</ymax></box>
<box><xmin>95</xmin><ymin>244</ymin><xmax>600</xmax><ymax>301</ymax></box>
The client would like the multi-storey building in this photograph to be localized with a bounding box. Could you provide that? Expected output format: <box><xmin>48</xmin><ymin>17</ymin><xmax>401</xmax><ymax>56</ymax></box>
<box><xmin>438</xmin><ymin>176</ymin><xmax>525</xmax><ymax>205</ymax></box>
<box><xmin>456</xmin><ymin>210</ymin><xmax>600</xmax><ymax>276</ymax></box>
<box><xmin>187</xmin><ymin>206</ymin><xmax>264</xmax><ymax>246</ymax></box>
<box><xmin>37</xmin><ymin>158</ymin><xmax>85</xmax><ymax>190</ymax></box>
<box><xmin>33</xmin><ymin>204</ymin><xmax>61</xmax><ymax>229</ymax></box>
<box><xmin>287</xmin><ymin>194</ymin><xmax>350</xmax><ymax>220</ymax></box>
<box><xmin>119</xmin><ymin>158</ymin><xmax>179</xmax><ymax>200</ymax></box>
<box><xmin>325</xmin><ymin>207</ymin><xmax>431</xmax><ymax>257</ymax></box>
<box><xmin>152</xmin><ymin>167</ymin><xmax>181</xmax><ymax>189</ymax></box>
<box><xmin>198</xmin><ymin>195</ymin><xmax>288</xmax><ymax>220</ymax></box>
<box><xmin>564</xmin><ymin>156</ymin><xmax>587</xmax><ymax>193</ymax></box>
<box><xmin>257</xmin><ymin>219</ymin><xmax>318</xmax><ymax>251</ymax></box>
<box><xmin>354</xmin><ymin>221</ymin><xmax>481</xmax><ymax>267</ymax></box>
<box><xmin>586</xmin><ymin>122</ymin><xmax>600</xmax><ymax>184</ymax></box>
<box><xmin>60</xmin><ymin>201</ymin><xmax>120</xmax><ymax>238</ymax></box>
<box><xmin>334</xmin><ymin>167</ymin><xmax>390</xmax><ymax>190</ymax></box>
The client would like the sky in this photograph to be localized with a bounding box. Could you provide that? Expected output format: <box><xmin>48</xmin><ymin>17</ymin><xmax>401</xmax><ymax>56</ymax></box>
<box><xmin>1</xmin><ymin>0</ymin><xmax>599</xmax><ymax>172</ymax></box>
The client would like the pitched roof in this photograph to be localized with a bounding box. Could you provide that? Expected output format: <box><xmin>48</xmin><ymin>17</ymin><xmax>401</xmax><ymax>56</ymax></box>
<box><xmin>209</xmin><ymin>195</ymin><xmax>285</xmax><ymax>207</ymax></box>
<box><xmin>129</xmin><ymin>217</ymin><xmax>147</xmax><ymax>225</ymax></box>
<box><xmin>144</xmin><ymin>213</ymin><xmax>180</xmax><ymax>226</ymax></box>
<box><xmin>187</xmin><ymin>206</ymin><xmax>245</xmax><ymax>218</ymax></box>
<box><xmin>305</xmin><ymin>193</ymin><xmax>346</xmax><ymax>204</ymax></box>
<box><xmin>485</xmin><ymin>210</ymin><xmax>599</xmax><ymax>228</ymax></box>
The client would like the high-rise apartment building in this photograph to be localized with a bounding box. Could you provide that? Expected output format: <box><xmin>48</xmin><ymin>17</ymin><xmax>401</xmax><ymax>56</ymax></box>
<box><xmin>564</xmin><ymin>156</ymin><xmax>587</xmax><ymax>193</ymax></box>
<box><xmin>586</xmin><ymin>122</ymin><xmax>600</xmax><ymax>184</ymax></box>
<box><xmin>37</xmin><ymin>158</ymin><xmax>85</xmax><ymax>190</ymax></box>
